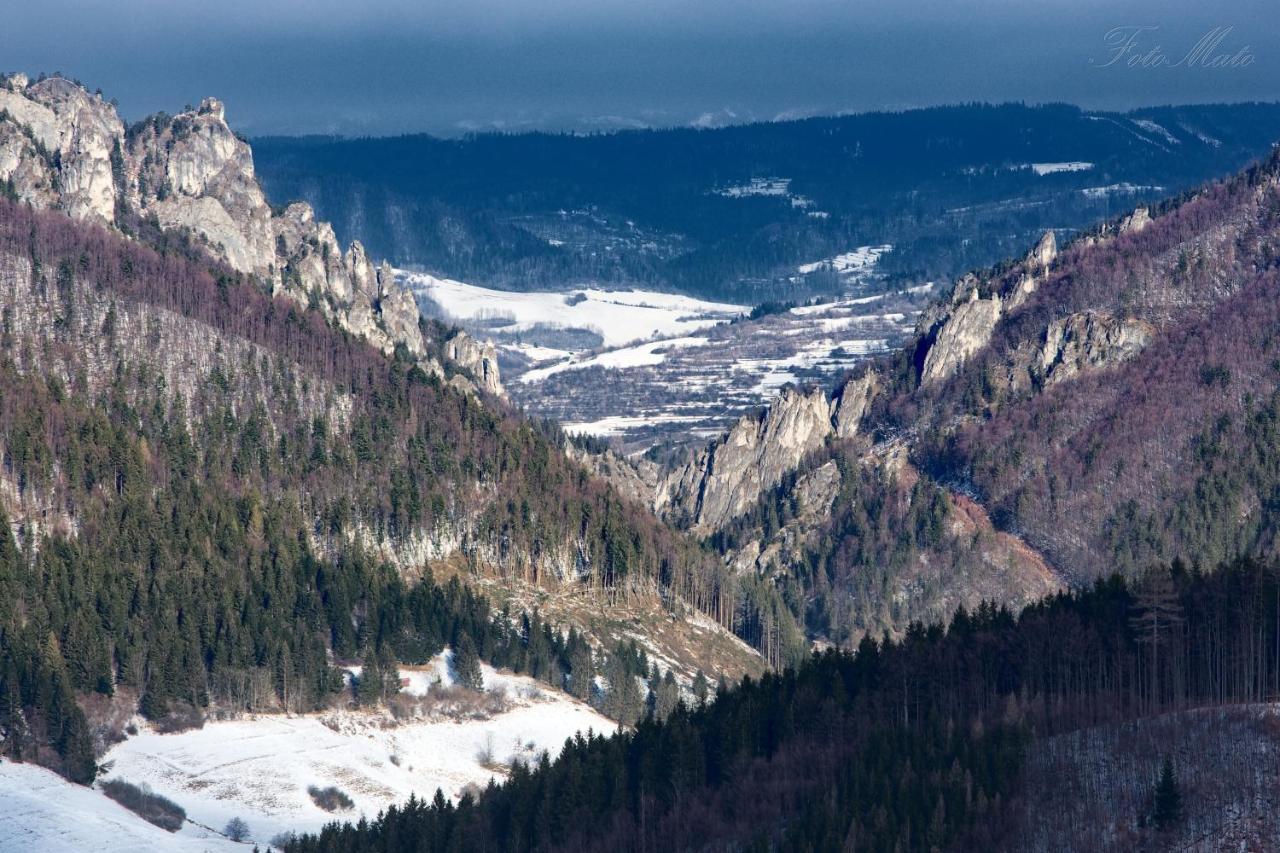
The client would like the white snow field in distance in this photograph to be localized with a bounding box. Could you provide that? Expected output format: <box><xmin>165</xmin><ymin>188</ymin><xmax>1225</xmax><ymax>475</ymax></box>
<box><xmin>401</xmin><ymin>272</ymin><xmax>744</xmax><ymax>349</ymax></box>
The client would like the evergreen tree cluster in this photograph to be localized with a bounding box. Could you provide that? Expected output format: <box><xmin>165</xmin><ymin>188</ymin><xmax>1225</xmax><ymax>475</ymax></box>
<box><xmin>286</xmin><ymin>557</ymin><xmax>1280</xmax><ymax>853</ymax></box>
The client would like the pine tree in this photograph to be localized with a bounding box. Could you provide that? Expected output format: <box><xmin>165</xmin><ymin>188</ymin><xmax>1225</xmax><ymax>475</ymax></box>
<box><xmin>691</xmin><ymin>670</ymin><xmax>709</xmax><ymax>706</ymax></box>
<box><xmin>1152</xmin><ymin>755</ymin><xmax>1183</xmax><ymax>830</ymax></box>
<box><xmin>453</xmin><ymin>634</ymin><xmax>484</xmax><ymax>691</ymax></box>
<box><xmin>567</xmin><ymin>635</ymin><xmax>594</xmax><ymax>701</ymax></box>
<box><xmin>356</xmin><ymin>648</ymin><xmax>382</xmax><ymax>706</ymax></box>
<box><xmin>1130</xmin><ymin>569</ymin><xmax>1185</xmax><ymax>708</ymax></box>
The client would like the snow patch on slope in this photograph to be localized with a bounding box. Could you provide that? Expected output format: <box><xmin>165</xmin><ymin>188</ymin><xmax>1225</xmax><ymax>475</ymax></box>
<box><xmin>520</xmin><ymin>335</ymin><xmax>710</xmax><ymax>383</ymax></box>
<box><xmin>1028</xmin><ymin>162</ymin><xmax>1094</xmax><ymax>176</ymax></box>
<box><xmin>99</xmin><ymin>654</ymin><xmax>611</xmax><ymax>847</ymax></box>
<box><xmin>0</xmin><ymin>759</ymin><xmax>241</xmax><ymax>852</ymax></box>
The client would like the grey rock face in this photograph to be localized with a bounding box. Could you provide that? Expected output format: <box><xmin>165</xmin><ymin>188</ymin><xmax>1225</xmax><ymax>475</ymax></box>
<box><xmin>0</xmin><ymin>75</ymin><xmax>122</xmax><ymax>224</ymax></box>
<box><xmin>1034</xmin><ymin>311</ymin><xmax>1153</xmax><ymax>386</ymax></box>
<box><xmin>918</xmin><ymin>230</ymin><xmax>1057</xmax><ymax>386</ymax></box>
<box><xmin>1118</xmin><ymin>207</ymin><xmax>1151</xmax><ymax>235</ymax></box>
<box><xmin>832</xmin><ymin>371</ymin><xmax>877</xmax><ymax>438</ymax></box>
<box><xmin>659</xmin><ymin>385</ymin><xmax>846</xmax><ymax>532</ymax></box>
<box><xmin>0</xmin><ymin>74</ymin><xmax>500</xmax><ymax>390</ymax></box>
<box><xmin>445</xmin><ymin>331</ymin><xmax>504</xmax><ymax>396</ymax></box>
<box><xmin>920</xmin><ymin>289</ymin><xmax>1003</xmax><ymax>386</ymax></box>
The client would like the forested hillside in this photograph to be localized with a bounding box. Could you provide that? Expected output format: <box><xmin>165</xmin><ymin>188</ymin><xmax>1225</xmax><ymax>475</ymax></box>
<box><xmin>0</xmin><ymin>187</ymin><xmax>764</xmax><ymax>781</ymax></box>
<box><xmin>286</xmin><ymin>557</ymin><xmax>1280</xmax><ymax>853</ymax></box>
<box><xmin>618</xmin><ymin>145</ymin><xmax>1280</xmax><ymax>666</ymax></box>
<box><xmin>254</xmin><ymin>102</ymin><xmax>1280</xmax><ymax>302</ymax></box>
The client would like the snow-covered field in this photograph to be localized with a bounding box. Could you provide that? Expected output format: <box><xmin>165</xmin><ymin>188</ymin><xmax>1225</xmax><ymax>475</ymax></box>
<box><xmin>402</xmin><ymin>253</ymin><xmax>918</xmax><ymax>449</ymax></box>
<box><xmin>403</xmin><ymin>273</ymin><xmax>744</xmax><ymax>349</ymax></box>
<box><xmin>1</xmin><ymin>652</ymin><xmax>612</xmax><ymax>852</ymax></box>
<box><xmin>401</xmin><ymin>244</ymin><xmax>918</xmax><ymax>448</ymax></box>
<box><xmin>520</xmin><ymin>335</ymin><xmax>710</xmax><ymax>383</ymax></box>
<box><xmin>1028</xmin><ymin>161</ymin><xmax>1094</xmax><ymax>176</ymax></box>
<box><xmin>1080</xmin><ymin>183</ymin><xmax>1165</xmax><ymax>199</ymax></box>
<box><xmin>0</xmin><ymin>760</ymin><xmax>241</xmax><ymax>852</ymax></box>
<box><xmin>98</xmin><ymin>655</ymin><xmax>611</xmax><ymax>847</ymax></box>
<box><xmin>797</xmin><ymin>244</ymin><xmax>893</xmax><ymax>276</ymax></box>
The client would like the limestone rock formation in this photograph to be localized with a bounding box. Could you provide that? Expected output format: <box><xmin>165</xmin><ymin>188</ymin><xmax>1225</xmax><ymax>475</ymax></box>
<box><xmin>832</xmin><ymin>371</ymin><xmax>877</xmax><ymax>438</ymax></box>
<box><xmin>1034</xmin><ymin>311</ymin><xmax>1153</xmax><ymax>386</ymax></box>
<box><xmin>445</xmin><ymin>331</ymin><xmax>504</xmax><ymax>396</ymax></box>
<box><xmin>1118</xmin><ymin>206</ymin><xmax>1151</xmax><ymax>235</ymax></box>
<box><xmin>655</xmin><ymin>373</ymin><xmax>884</xmax><ymax>533</ymax></box>
<box><xmin>918</xmin><ymin>230</ymin><xmax>1058</xmax><ymax>386</ymax></box>
<box><xmin>0</xmin><ymin>73</ymin><xmax>501</xmax><ymax>391</ymax></box>
<box><xmin>0</xmin><ymin>74</ymin><xmax>122</xmax><ymax>223</ymax></box>
<box><xmin>919</xmin><ymin>289</ymin><xmax>1003</xmax><ymax>386</ymax></box>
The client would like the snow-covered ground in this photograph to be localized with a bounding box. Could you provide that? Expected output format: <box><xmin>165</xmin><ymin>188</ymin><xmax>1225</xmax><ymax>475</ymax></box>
<box><xmin>403</xmin><ymin>273</ymin><xmax>744</xmax><ymax>349</ymax></box>
<box><xmin>403</xmin><ymin>250</ymin><xmax>917</xmax><ymax>450</ymax></box>
<box><xmin>797</xmin><ymin>245</ymin><xmax>893</xmax><ymax>276</ymax></box>
<box><xmin>1080</xmin><ymin>183</ymin><xmax>1165</xmax><ymax>199</ymax></box>
<box><xmin>715</xmin><ymin>177</ymin><xmax>792</xmax><ymax>198</ymax></box>
<box><xmin>0</xmin><ymin>759</ymin><xmax>241</xmax><ymax>852</ymax></box>
<box><xmin>406</xmin><ymin>257</ymin><xmax>915</xmax><ymax>449</ymax></box>
<box><xmin>1131</xmin><ymin>118</ymin><xmax>1180</xmax><ymax>145</ymax></box>
<box><xmin>1028</xmin><ymin>161</ymin><xmax>1094</xmax><ymax>176</ymax></box>
<box><xmin>77</xmin><ymin>653</ymin><xmax>610</xmax><ymax>850</ymax></box>
<box><xmin>520</xmin><ymin>335</ymin><xmax>710</xmax><ymax>384</ymax></box>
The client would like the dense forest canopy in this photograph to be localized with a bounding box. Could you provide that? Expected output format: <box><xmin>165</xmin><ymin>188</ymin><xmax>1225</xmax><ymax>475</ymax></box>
<box><xmin>285</xmin><ymin>557</ymin><xmax>1280</xmax><ymax>853</ymax></box>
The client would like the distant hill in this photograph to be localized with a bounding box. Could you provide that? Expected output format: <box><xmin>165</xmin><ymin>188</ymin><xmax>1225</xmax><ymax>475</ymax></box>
<box><xmin>254</xmin><ymin>102</ymin><xmax>1280</xmax><ymax>302</ymax></box>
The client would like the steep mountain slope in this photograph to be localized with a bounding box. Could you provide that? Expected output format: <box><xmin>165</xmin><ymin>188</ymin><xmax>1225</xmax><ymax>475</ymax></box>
<box><xmin>253</xmin><ymin>102</ymin><xmax>1280</xmax><ymax>302</ymax></box>
<box><xmin>603</xmin><ymin>148</ymin><xmax>1280</xmax><ymax>660</ymax></box>
<box><xmin>0</xmin><ymin>75</ymin><xmax>764</xmax><ymax>788</ymax></box>
<box><xmin>0</xmin><ymin>72</ymin><xmax>501</xmax><ymax>395</ymax></box>
<box><xmin>911</xmin><ymin>156</ymin><xmax>1280</xmax><ymax>580</ymax></box>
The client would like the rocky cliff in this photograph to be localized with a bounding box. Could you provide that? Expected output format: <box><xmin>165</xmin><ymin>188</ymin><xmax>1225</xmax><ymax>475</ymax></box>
<box><xmin>918</xmin><ymin>230</ymin><xmax>1058</xmax><ymax>386</ymax></box>
<box><xmin>656</xmin><ymin>375</ymin><xmax>877</xmax><ymax>532</ymax></box>
<box><xmin>0</xmin><ymin>72</ymin><xmax>501</xmax><ymax>394</ymax></box>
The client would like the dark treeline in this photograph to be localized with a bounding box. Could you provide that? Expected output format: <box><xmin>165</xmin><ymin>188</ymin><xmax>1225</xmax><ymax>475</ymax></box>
<box><xmin>286</xmin><ymin>557</ymin><xmax>1280</xmax><ymax>853</ymax></box>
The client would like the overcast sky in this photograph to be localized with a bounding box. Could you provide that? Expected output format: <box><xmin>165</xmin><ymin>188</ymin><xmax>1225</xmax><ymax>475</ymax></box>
<box><xmin>4</xmin><ymin>0</ymin><xmax>1277</xmax><ymax>136</ymax></box>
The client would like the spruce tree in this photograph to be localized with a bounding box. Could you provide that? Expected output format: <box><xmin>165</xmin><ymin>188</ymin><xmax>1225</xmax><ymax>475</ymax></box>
<box><xmin>1153</xmin><ymin>755</ymin><xmax>1183</xmax><ymax>830</ymax></box>
<box><xmin>453</xmin><ymin>634</ymin><xmax>484</xmax><ymax>691</ymax></box>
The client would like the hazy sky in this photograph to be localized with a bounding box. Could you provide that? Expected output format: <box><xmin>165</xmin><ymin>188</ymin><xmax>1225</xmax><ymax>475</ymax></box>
<box><xmin>4</xmin><ymin>0</ymin><xmax>1277</xmax><ymax>136</ymax></box>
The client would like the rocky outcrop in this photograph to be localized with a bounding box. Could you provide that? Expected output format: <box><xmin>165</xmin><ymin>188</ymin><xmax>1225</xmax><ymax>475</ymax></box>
<box><xmin>657</xmin><ymin>373</ymin><xmax>878</xmax><ymax>533</ymax></box>
<box><xmin>445</xmin><ymin>331</ymin><xmax>504</xmax><ymax>396</ymax></box>
<box><xmin>919</xmin><ymin>288</ymin><xmax>1003</xmax><ymax>386</ymax></box>
<box><xmin>658</xmin><ymin>386</ymin><xmax>833</xmax><ymax>532</ymax></box>
<box><xmin>1033</xmin><ymin>311</ymin><xmax>1153</xmax><ymax>386</ymax></box>
<box><xmin>0</xmin><ymin>73</ymin><xmax>501</xmax><ymax>391</ymax></box>
<box><xmin>0</xmin><ymin>74</ymin><xmax>122</xmax><ymax>223</ymax></box>
<box><xmin>918</xmin><ymin>230</ymin><xmax>1057</xmax><ymax>386</ymax></box>
<box><xmin>564</xmin><ymin>443</ymin><xmax>662</xmax><ymax>507</ymax></box>
<box><xmin>832</xmin><ymin>371</ymin><xmax>878</xmax><ymax>438</ymax></box>
<box><xmin>1118</xmin><ymin>206</ymin><xmax>1151</xmax><ymax>235</ymax></box>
